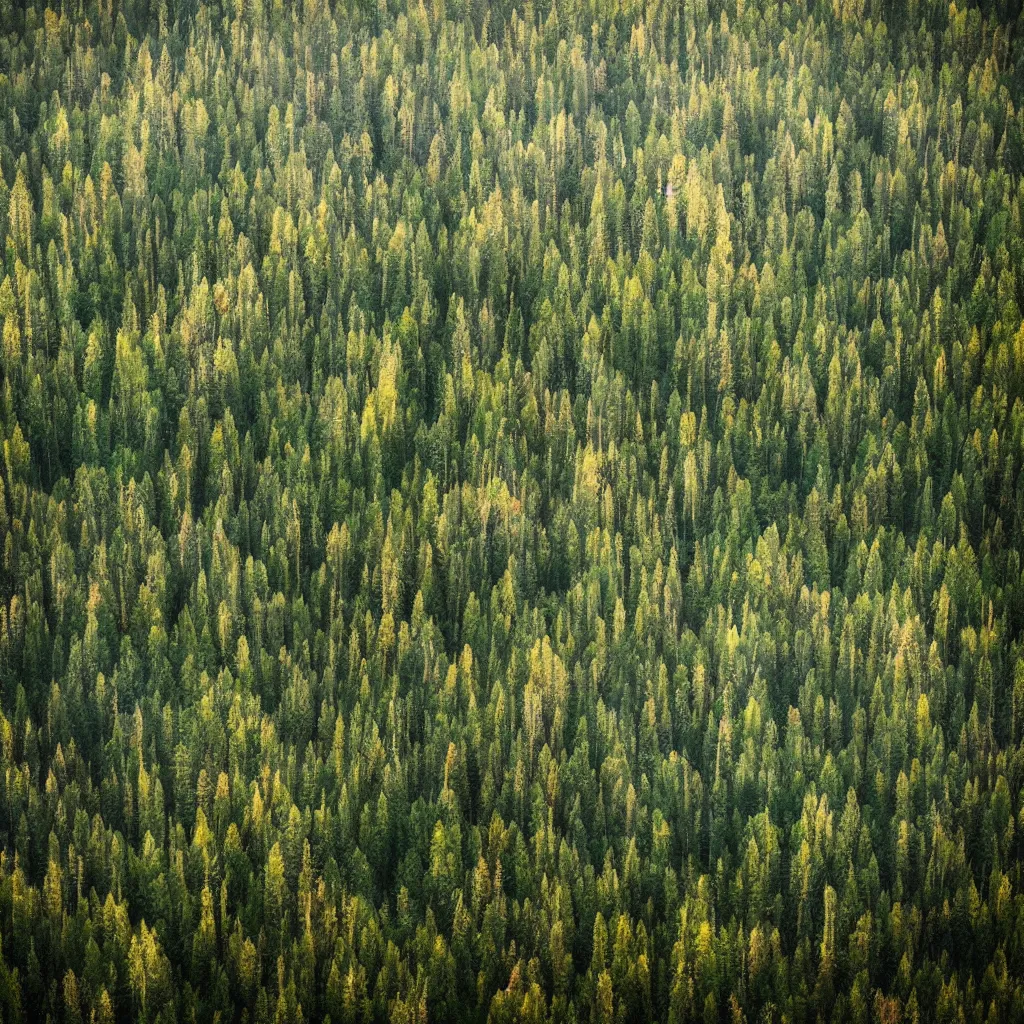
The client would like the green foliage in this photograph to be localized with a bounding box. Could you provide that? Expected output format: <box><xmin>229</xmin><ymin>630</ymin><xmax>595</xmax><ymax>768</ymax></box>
<box><xmin>0</xmin><ymin>0</ymin><xmax>1023</xmax><ymax>1021</ymax></box>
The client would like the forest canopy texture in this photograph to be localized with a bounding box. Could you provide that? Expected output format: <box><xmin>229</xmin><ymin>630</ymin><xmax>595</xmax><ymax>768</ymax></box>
<box><xmin>0</xmin><ymin>0</ymin><xmax>1023</xmax><ymax>1021</ymax></box>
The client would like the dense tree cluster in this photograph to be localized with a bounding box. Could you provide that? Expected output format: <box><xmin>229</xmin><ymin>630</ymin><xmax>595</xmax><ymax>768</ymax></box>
<box><xmin>0</xmin><ymin>0</ymin><xmax>1023</xmax><ymax>1020</ymax></box>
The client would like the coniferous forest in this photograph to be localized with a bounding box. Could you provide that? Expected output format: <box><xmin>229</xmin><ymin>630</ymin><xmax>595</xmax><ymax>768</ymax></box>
<box><xmin>1</xmin><ymin>0</ymin><xmax>1024</xmax><ymax>1021</ymax></box>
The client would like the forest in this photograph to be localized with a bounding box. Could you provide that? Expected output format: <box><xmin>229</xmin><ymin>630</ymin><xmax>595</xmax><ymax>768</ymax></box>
<box><xmin>0</xmin><ymin>0</ymin><xmax>1023</xmax><ymax>1020</ymax></box>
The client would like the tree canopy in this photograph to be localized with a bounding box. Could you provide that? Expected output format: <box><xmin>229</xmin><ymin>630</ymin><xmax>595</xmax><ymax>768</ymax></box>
<box><xmin>0</xmin><ymin>0</ymin><xmax>1023</xmax><ymax>1021</ymax></box>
